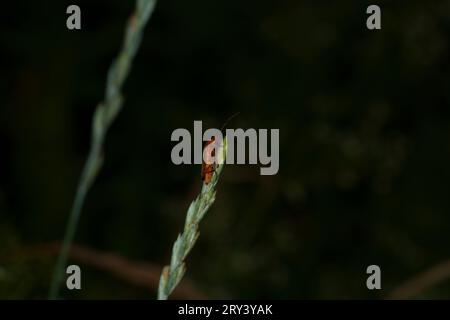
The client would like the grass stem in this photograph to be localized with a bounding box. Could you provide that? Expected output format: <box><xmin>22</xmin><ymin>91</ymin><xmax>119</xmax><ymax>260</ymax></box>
<box><xmin>48</xmin><ymin>0</ymin><xmax>157</xmax><ymax>299</ymax></box>
<box><xmin>157</xmin><ymin>139</ymin><xmax>227</xmax><ymax>300</ymax></box>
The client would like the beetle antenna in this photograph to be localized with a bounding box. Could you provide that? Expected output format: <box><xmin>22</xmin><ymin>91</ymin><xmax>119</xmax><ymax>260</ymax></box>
<box><xmin>220</xmin><ymin>112</ymin><xmax>240</xmax><ymax>132</ymax></box>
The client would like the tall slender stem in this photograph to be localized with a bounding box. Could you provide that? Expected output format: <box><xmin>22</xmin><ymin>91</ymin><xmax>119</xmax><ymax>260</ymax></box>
<box><xmin>158</xmin><ymin>139</ymin><xmax>227</xmax><ymax>300</ymax></box>
<box><xmin>48</xmin><ymin>0</ymin><xmax>157</xmax><ymax>299</ymax></box>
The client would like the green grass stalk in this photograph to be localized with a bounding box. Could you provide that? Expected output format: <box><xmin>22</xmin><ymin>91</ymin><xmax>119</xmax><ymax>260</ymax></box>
<box><xmin>48</xmin><ymin>0</ymin><xmax>157</xmax><ymax>299</ymax></box>
<box><xmin>157</xmin><ymin>139</ymin><xmax>227</xmax><ymax>300</ymax></box>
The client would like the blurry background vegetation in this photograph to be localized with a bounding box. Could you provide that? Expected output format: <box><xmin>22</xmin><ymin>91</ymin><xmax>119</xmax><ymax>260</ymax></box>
<box><xmin>1</xmin><ymin>0</ymin><xmax>450</xmax><ymax>299</ymax></box>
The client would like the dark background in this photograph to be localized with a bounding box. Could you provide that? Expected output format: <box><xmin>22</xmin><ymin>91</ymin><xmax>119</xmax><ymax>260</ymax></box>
<box><xmin>1</xmin><ymin>0</ymin><xmax>450</xmax><ymax>299</ymax></box>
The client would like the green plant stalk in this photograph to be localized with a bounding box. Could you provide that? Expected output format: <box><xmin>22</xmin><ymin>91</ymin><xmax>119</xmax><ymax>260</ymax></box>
<box><xmin>48</xmin><ymin>0</ymin><xmax>157</xmax><ymax>299</ymax></box>
<box><xmin>157</xmin><ymin>139</ymin><xmax>227</xmax><ymax>300</ymax></box>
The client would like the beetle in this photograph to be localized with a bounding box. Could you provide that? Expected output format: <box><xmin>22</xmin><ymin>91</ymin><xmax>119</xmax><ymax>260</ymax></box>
<box><xmin>201</xmin><ymin>112</ymin><xmax>239</xmax><ymax>185</ymax></box>
<box><xmin>201</xmin><ymin>137</ymin><xmax>216</xmax><ymax>185</ymax></box>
